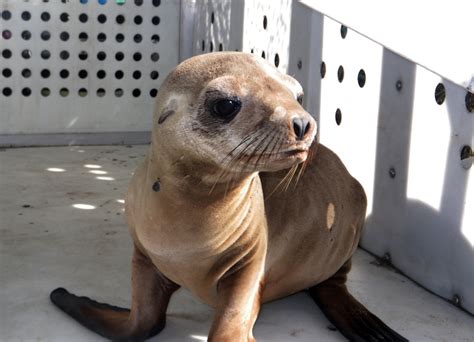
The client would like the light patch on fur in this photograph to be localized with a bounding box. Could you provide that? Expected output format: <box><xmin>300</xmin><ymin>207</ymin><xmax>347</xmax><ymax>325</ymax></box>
<box><xmin>252</xmin><ymin>56</ymin><xmax>303</xmax><ymax>97</ymax></box>
<box><xmin>271</xmin><ymin>106</ymin><xmax>287</xmax><ymax>121</ymax></box>
<box><xmin>326</xmin><ymin>203</ymin><xmax>335</xmax><ymax>230</ymax></box>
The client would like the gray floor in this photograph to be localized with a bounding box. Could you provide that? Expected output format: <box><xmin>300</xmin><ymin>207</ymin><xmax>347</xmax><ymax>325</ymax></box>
<box><xmin>1</xmin><ymin>145</ymin><xmax>473</xmax><ymax>342</ymax></box>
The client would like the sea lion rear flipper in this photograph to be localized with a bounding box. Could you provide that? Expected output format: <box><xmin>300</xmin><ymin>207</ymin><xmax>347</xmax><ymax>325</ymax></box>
<box><xmin>308</xmin><ymin>260</ymin><xmax>408</xmax><ymax>342</ymax></box>
<box><xmin>50</xmin><ymin>246</ymin><xmax>179</xmax><ymax>341</ymax></box>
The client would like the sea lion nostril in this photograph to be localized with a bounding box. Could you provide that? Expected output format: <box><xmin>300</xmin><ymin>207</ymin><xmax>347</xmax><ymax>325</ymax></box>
<box><xmin>292</xmin><ymin>117</ymin><xmax>311</xmax><ymax>140</ymax></box>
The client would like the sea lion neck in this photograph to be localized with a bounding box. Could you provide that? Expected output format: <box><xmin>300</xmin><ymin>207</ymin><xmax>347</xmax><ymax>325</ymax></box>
<box><xmin>147</xmin><ymin>144</ymin><xmax>258</xmax><ymax>201</ymax></box>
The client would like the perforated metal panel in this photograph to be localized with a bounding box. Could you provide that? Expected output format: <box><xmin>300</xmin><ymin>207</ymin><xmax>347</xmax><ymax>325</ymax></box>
<box><xmin>0</xmin><ymin>0</ymin><xmax>180</xmax><ymax>143</ymax></box>
<box><xmin>192</xmin><ymin>0</ymin><xmax>474</xmax><ymax>314</ymax></box>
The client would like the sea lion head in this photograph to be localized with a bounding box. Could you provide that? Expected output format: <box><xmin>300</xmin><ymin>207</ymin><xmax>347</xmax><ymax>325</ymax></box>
<box><xmin>153</xmin><ymin>52</ymin><xmax>317</xmax><ymax>182</ymax></box>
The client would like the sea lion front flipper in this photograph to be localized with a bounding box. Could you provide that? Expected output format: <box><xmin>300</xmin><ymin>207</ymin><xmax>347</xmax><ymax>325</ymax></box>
<box><xmin>308</xmin><ymin>260</ymin><xmax>408</xmax><ymax>342</ymax></box>
<box><xmin>50</xmin><ymin>246</ymin><xmax>179</xmax><ymax>341</ymax></box>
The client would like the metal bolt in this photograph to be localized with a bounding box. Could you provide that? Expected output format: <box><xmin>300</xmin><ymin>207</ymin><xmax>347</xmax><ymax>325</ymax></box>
<box><xmin>396</xmin><ymin>80</ymin><xmax>403</xmax><ymax>91</ymax></box>
<box><xmin>452</xmin><ymin>294</ymin><xmax>461</xmax><ymax>307</ymax></box>
<box><xmin>466</xmin><ymin>91</ymin><xmax>474</xmax><ymax>112</ymax></box>
<box><xmin>389</xmin><ymin>167</ymin><xmax>396</xmax><ymax>178</ymax></box>
<box><xmin>297</xmin><ymin>60</ymin><xmax>303</xmax><ymax>70</ymax></box>
<box><xmin>460</xmin><ymin>145</ymin><xmax>473</xmax><ymax>170</ymax></box>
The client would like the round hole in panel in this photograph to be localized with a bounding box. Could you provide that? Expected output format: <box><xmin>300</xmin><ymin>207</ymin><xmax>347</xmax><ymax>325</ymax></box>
<box><xmin>151</xmin><ymin>34</ymin><xmax>160</xmax><ymax>44</ymax></box>
<box><xmin>79</xmin><ymin>13</ymin><xmax>88</xmax><ymax>23</ymax></box>
<box><xmin>41</xmin><ymin>11</ymin><xmax>51</xmax><ymax>21</ymax></box>
<box><xmin>22</xmin><ymin>49</ymin><xmax>32</xmax><ymax>59</ymax></box>
<box><xmin>357</xmin><ymin>69</ymin><xmax>366</xmax><ymax>87</ymax></box>
<box><xmin>132</xmin><ymin>89</ymin><xmax>141</xmax><ymax>97</ymax></box>
<box><xmin>98</xmin><ymin>14</ymin><xmax>107</xmax><ymax>23</ymax></box>
<box><xmin>78</xmin><ymin>88</ymin><xmax>88</xmax><ymax>97</ymax></box>
<box><xmin>21</xmin><ymin>30</ymin><xmax>31</xmax><ymax>40</ymax></box>
<box><xmin>152</xmin><ymin>0</ymin><xmax>161</xmax><ymax>7</ymax></box>
<box><xmin>115</xmin><ymin>52</ymin><xmax>124</xmax><ymax>61</ymax></box>
<box><xmin>151</xmin><ymin>52</ymin><xmax>159</xmax><ymax>62</ymax></box>
<box><xmin>2</xmin><ymin>49</ymin><xmax>12</xmax><ymax>58</ymax></box>
<box><xmin>152</xmin><ymin>16</ymin><xmax>160</xmax><ymax>25</ymax></box>
<box><xmin>134</xmin><ymin>15</ymin><xmax>143</xmax><ymax>25</ymax></box>
<box><xmin>132</xmin><ymin>70</ymin><xmax>141</xmax><ymax>79</ymax></box>
<box><xmin>97</xmin><ymin>51</ymin><xmax>107</xmax><ymax>61</ymax></box>
<box><xmin>78</xmin><ymin>51</ymin><xmax>88</xmax><ymax>60</ymax></box>
<box><xmin>97</xmin><ymin>70</ymin><xmax>106</xmax><ymax>79</ymax></box>
<box><xmin>465</xmin><ymin>91</ymin><xmax>474</xmax><ymax>112</ymax></box>
<box><xmin>22</xmin><ymin>88</ymin><xmax>32</xmax><ymax>97</ymax></box>
<box><xmin>263</xmin><ymin>15</ymin><xmax>268</xmax><ymax>29</ymax></box>
<box><xmin>133</xmin><ymin>34</ymin><xmax>142</xmax><ymax>43</ymax></box>
<box><xmin>251</xmin><ymin>48</ymin><xmax>254</xmax><ymax>54</ymax></box>
<box><xmin>210</xmin><ymin>42</ymin><xmax>214</xmax><ymax>52</ymax></box>
<box><xmin>116</xmin><ymin>14</ymin><xmax>125</xmax><ymax>24</ymax></box>
<box><xmin>320</xmin><ymin>61</ymin><xmax>326</xmax><ymax>78</ymax></box>
<box><xmin>340</xmin><ymin>25</ymin><xmax>348</xmax><ymax>39</ymax></box>
<box><xmin>78</xmin><ymin>69</ymin><xmax>88</xmax><ymax>78</ymax></box>
<box><xmin>60</xmin><ymin>50</ymin><xmax>70</xmax><ymax>60</ymax></box>
<box><xmin>21</xmin><ymin>11</ymin><xmax>31</xmax><ymax>21</ymax></box>
<box><xmin>59</xmin><ymin>69</ymin><xmax>70</xmax><ymax>79</ymax></box>
<box><xmin>134</xmin><ymin>0</ymin><xmax>143</xmax><ymax>5</ymax></box>
<box><xmin>41</xmin><ymin>87</ymin><xmax>50</xmax><ymax>97</ymax></box>
<box><xmin>274</xmin><ymin>53</ymin><xmax>280</xmax><ymax>67</ymax></box>
<box><xmin>60</xmin><ymin>31</ymin><xmax>70</xmax><ymax>41</ymax></box>
<box><xmin>2</xmin><ymin>88</ymin><xmax>12</xmax><ymax>96</ymax></box>
<box><xmin>97</xmin><ymin>88</ymin><xmax>106</xmax><ymax>97</ymax></box>
<box><xmin>150</xmin><ymin>89</ymin><xmax>158</xmax><ymax>97</ymax></box>
<box><xmin>133</xmin><ymin>52</ymin><xmax>142</xmax><ymax>61</ymax></box>
<box><xmin>60</xmin><ymin>12</ymin><xmax>69</xmax><ymax>22</ymax></box>
<box><xmin>1</xmin><ymin>10</ymin><xmax>12</xmax><ymax>20</ymax></box>
<box><xmin>2</xmin><ymin>30</ymin><xmax>12</xmax><ymax>40</ymax></box>
<box><xmin>97</xmin><ymin>33</ymin><xmax>107</xmax><ymax>42</ymax></box>
<box><xmin>22</xmin><ymin>68</ymin><xmax>32</xmax><ymax>78</ymax></box>
<box><xmin>218</xmin><ymin>43</ymin><xmax>223</xmax><ymax>51</ymax></box>
<box><xmin>201</xmin><ymin>40</ymin><xmax>205</xmax><ymax>52</ymax></box>
<box><xmin>116</xmin><ymin>33</ymin><xmax>125</xmax><ymax>42</ymax></box>
<box><xmin>98</xmin><ymin>0</ymin><xmax>107</xmax><ymax>4</ymax></box>
<box><xmin>115</xmin><ymin>88</ymin><xmax>124</xmax><ymax>97</ymax></box>
<box><xmin>115</xmin><ymin>70</ymin><xmax>124</xmax><ymax>79</ymax></box>
<box><xmin>2</xmin><ymin>68</ymin><xmax>12</xmax><ymax>78</ymax></box>
<box><xmin>60</xmin><ymin>88</ymin><xmax>69</xmax><ymax>97</ymax></box>
<box><xmin>337</xmin><ymin>65</ymin><xmax>344</xmax><ymax>82</ymax></box>
<box><xmin>261</xmin><ymin>51</ymin><xmax>265</xmax><ymax>59</ymax></box>
<box><xmin>150</xmin><ymin>71</ymin><xmax>159</xmax><ymax>80</ymax></box>
<box><xmin>41</xmin><ymin>31</ymin><xmax>51</xmax><ymax>41</ymax></box>
<box><xmin>434</xmin><ymin>83</ymin><xmax>446</xmax><ymax>105</ymax></box>
<box><xmin>79</xmin><ymin>32</ymin><xmax>88</xmax><ymax>42</ymax></box>
<box><xmin>41</xmin><ymin>69</ymin><xmax>51</xmax><ymax>78</ymax></box>
<box><xmin>211</xmin><ymin>12</ymin><xmax>215</xmax><ymax>24</ymax></box>
<box><xmin>80</xmin><ymin>0</ymin><xmax>88</xmax><ymax>4</ymax></box>
<box><xmin>335</xmin><ymin>108</ymin><xmax>342</xmax><ymax>125</ymax></box>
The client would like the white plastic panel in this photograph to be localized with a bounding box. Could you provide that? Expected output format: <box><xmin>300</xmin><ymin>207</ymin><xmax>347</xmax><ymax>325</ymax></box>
<box><xmin>300</xmin><ymin>0</ymin><xmax>474</xmax><ymax>90</ymax></box>
<box><xmin>311</xmin><ymin>14</ymin><xmax>474</xmax><ymax>313</ymax></box>
<box><xmin>0</xmin><ymin>0</ymin><xmax>180</xmax><ymax>136</ymax></box>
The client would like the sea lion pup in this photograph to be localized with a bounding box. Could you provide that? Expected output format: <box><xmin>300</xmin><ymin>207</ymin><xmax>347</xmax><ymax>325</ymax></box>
<box><xmin>51</xmin><ymin>52</ymin><xmax>407</xmax><ymax>342</ymax></box>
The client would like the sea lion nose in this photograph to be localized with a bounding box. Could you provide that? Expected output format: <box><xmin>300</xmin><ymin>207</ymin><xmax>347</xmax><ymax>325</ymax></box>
<box><xmin>292</xmin><ymin>117</ymin><xmax>311</xmax><ymax>141</ymax></box>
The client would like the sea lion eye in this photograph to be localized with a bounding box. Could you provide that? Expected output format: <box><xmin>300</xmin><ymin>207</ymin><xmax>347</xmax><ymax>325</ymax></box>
<box><xmin>297</xmin><ymin>94</ymin><xmax>304</xmax><ymax>105</ymax></box>
<box><xmin>212</xmin><ymin>99</ymin><xmax>242</xmax><ymax>121</ymax></box>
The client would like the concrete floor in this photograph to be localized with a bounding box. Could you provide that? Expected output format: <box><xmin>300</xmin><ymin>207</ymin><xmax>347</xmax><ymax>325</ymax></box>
<box><xmin>1</xmin><ymin>145</ymin><xmax>473</xmax><ymax>341</ymax></box>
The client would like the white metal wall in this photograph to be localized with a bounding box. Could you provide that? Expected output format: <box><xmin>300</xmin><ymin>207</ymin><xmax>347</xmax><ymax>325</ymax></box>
<box><xmin>191</xmin><ymin>0</ymin><xmax>474</xmax><ymax>314</ymax></box>
<box><xmin>0</xmin><ymin>0</ymin><xmax>180</xmax><ymax>145</ymax></box>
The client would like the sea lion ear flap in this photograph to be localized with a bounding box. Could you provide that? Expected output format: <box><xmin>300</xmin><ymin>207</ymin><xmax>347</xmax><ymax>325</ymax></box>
<box><xmin>158</xmin><ymin>98</ymin><xmax>178</xmax><ymax>125</ymax></box>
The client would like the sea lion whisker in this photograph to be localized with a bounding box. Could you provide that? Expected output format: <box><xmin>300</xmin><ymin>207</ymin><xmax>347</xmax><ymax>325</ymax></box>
<box><xmin>254</xmin><ymin>130</ymin><xmax>278</xmax><ymax>169</ymax></box>
<box><xmin>283</xmin><ymin>164</ymin><xmax>299</xmax><ymax>192</ymax></box>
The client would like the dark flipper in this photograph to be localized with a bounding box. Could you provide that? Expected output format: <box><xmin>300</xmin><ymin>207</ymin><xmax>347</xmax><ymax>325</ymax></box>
<box><xmin>308</xmin><ymin>260</ymin><xmax>408</xmax><ymax>342</ymax></box>
<box><xmin>50</xmin><ymin>247</ymin><xmax>179</xmax><ymax>342</ymax></box>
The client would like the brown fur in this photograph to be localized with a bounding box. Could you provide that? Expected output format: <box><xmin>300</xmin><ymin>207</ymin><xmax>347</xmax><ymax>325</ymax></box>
<box><xmin>51</xmin><ymin>52</ymin><xmax>407</xmax><ymax>342</ymax></box>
